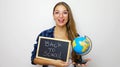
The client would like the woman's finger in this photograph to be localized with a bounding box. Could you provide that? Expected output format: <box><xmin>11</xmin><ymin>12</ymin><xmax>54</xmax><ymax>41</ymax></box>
<box><xmin>77</xmin><ymin>64</ymin><xmax>81</xmax><ymax>66</ymax></box>
<box><xmin>85</xmin><ymin>58</ymin><xmax>91</xmax><ymax>61</ymax></box>
<box><xmin>81</xmin><ymin>64</ymin><xmax>85</xmax><ymax>67</ymax></box>
<box><xmin>72</xmin><ymin>62</ymin><xmax>76</xmax><ymax>65</ymax></box>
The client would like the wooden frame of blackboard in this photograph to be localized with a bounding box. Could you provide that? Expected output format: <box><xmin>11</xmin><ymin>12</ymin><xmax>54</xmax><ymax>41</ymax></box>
<box><xmin>36</xmin><ymin>36</ymin><xmax>71</xmax><ymax>62</ymax></box>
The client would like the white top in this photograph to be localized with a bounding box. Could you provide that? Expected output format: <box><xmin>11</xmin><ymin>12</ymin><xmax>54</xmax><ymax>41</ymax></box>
<box><xmin>48</xmin><ymin>45</ymin><xmax>74</xmax><ymax>67</ymax></box>
<box><xmin>48</xmin><ymin>59</ymin><xmax>74</xmax><ymax>67</ymax></box>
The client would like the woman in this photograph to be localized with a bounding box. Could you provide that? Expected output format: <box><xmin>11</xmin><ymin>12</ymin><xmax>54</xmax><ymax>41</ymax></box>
<box><xmin>31</xmin><ymin>2</ymin><xmax>90</xmax><ymax>67</ymax></box>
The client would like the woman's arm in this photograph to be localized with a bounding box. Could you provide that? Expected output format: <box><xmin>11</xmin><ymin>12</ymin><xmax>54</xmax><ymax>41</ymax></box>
<box><xmin>33</xmin><ymin>58</ymin><xmax>68</xmax><ymax>67</ymax></box>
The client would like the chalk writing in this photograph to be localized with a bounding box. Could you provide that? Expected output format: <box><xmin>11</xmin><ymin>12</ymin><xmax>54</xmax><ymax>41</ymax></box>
<box><xmin>37</xmin><ymin>37</ymin><xmax>70</xmax><ymax>62</ymax></box>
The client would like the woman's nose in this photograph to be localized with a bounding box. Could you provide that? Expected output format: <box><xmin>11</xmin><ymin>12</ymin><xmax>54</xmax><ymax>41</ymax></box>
<box><xmin>59</xmin><ymin>13</ymin><xmax>63</xmax><ymax>18</ymax></box>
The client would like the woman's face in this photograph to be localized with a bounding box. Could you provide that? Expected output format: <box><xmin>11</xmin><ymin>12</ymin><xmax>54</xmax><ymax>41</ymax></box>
<box><xmin>53</xmin><ymin>5</ymin><xmax>68</xmax><ymax>27</ymax></box>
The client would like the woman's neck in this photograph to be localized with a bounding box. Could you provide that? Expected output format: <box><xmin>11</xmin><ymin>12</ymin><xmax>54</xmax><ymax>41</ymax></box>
<box><xmin>54</xmin><ymin>26</ymin><xmax>68</xmax><ymax>40</ymax></box>
<box><xmin>55</xmin><ymin>26</ymin><xmax>67</xmax><ymax>33</ymax></box>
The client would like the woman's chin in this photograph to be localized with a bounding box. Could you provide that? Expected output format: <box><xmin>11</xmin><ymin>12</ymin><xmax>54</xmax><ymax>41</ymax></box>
<box><xmin>57</xmin><ymin>24</ymin><xmax>66</xmax><ymax>27</ymax></box>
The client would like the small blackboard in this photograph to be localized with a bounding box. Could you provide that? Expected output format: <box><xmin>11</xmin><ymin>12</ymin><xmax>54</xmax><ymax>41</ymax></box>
<box><xmin>36</xmin><ymin>36</ymin><xmax>71</xmax><ymax>62</ymax></box>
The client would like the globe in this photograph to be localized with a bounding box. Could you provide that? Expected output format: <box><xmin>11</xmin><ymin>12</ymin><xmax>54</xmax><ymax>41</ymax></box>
<box><xmin>72</xmin><ymin>35</ymin><xmax>92</xmax><ymax>55</ymax></box>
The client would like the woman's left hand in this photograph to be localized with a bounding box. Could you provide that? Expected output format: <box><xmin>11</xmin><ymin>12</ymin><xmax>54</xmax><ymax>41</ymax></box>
<box><xmin>73</xmin><ymin>58</ymin><xmax>91</xmax><ymax>67</ymax></box>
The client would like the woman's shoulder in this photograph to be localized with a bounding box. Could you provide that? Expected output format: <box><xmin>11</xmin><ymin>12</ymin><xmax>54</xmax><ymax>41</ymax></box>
<box><xmin>39</xmin><ymin>26</ymin><xmax>55</xmax><ymax>37</ymax></box>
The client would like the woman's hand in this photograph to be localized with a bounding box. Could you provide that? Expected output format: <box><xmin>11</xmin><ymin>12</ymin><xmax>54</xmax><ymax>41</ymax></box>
<box><xmin>52</xmin><ymin>60</ymin><xmax>69</xmax><ymax>67</ymax></box>
<box><xmin>73</xmin><ymin>58</ymin><xmax>91</xmax><ymax>67</ymax></box>
<box><xmin>34</xmin><ymin>58</ymin><xmax>68</xmax><ymax>67</ymax></box>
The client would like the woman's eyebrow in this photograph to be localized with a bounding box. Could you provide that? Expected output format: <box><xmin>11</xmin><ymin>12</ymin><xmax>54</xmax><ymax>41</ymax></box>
<box><xmin>54</xmin><ymin>10</ymin><xmax>68</xmax><ymax>12</ymax></box>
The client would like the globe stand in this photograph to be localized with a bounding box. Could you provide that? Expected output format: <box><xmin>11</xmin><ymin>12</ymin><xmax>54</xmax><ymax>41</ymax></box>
<box><xmin>75</xmin><ymin>58</ymin><xmax>87</xmax><ymax>64</ymax></box>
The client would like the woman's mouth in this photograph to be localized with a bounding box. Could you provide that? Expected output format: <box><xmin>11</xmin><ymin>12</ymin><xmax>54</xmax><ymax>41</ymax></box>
<box><xmin>58</xmin><ymin>19</ymin><xmax>64</xmax><ymax>23</ymax></box>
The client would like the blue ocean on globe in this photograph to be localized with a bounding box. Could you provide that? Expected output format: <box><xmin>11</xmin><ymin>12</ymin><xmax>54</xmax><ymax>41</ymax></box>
<box><xmin>72</xmin><ymin>36</ymin><xmax>92</xmax><ymax>55</ymax></box>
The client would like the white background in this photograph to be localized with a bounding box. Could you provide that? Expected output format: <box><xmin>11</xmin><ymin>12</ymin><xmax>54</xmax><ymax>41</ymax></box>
<box><xmin>0</xmin><ymin>0</ymin><xmax>120</xmax><ymax>67</ymax></box>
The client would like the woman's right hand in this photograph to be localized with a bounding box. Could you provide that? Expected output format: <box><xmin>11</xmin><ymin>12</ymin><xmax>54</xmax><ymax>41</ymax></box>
<box><xmin>34</xmin><ymin>58</ymin><xmax>68</xmax><ymax>67</ymax></box>
<box><xmin>52</xmin><ymin>60</ymin><xmax>69</xmax><ymax>67</ymax></box>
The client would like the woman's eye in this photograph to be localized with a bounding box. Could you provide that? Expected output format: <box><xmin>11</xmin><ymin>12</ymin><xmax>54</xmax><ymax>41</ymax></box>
<box><xmin>54</xmin><ymin>11</ymin><xmax>68</xmax><ymax>15</ymax></box>
<box><xmin>63</xmin><ymin>12</ymin><xmax>68</xmax><ymax>14</ymax></box>
<box><xmin>54</xmin><ymin>12</ymin><xmax>59</xmax><ymax>14</ymax></box>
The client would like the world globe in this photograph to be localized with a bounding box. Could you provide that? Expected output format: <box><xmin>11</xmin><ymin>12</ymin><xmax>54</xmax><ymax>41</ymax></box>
<box><xmin>72</xmin><ymin>35</ymin><xmax>92</xmax><ymax>55</ymax></box>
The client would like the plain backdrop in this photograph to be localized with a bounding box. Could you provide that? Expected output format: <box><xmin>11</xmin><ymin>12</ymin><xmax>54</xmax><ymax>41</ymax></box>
<box><xmin>0</xmin><ymin>0</ymin><xmax>120</xmax><ymax>67</ymax></box>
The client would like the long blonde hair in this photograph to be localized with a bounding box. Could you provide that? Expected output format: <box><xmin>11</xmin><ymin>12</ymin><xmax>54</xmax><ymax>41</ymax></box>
<box><xmin>53</xmin><ymin>2</ymin><xmax>78</xmax><ymax>41</ymax></box>
<box><xmin>53</xmin><ymin>2</ymin><xmax>80</xmax><ymax>61</ymax></box>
